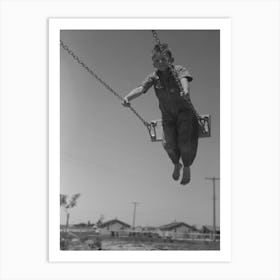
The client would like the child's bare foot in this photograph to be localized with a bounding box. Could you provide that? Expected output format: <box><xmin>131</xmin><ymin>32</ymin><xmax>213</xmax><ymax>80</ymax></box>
<box><xmin>180</xmin><ymin>166</ymin><xmax>191</xmax><ymax>185</ymax></box>
<box><xmin>172</xmin><ymin>163</ymin><xmax>182</xmax><ymax>181</ymax></box>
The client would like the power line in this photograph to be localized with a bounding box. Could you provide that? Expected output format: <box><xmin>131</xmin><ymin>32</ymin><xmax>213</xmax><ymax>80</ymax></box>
<box><xmin>205</xmin><ymin>177</ymin><xmax>220</xmax><ymax>241</ymax></box>
<box><xmin>131</xmin><ymin>202</ymin><xmax>141</xmax><ymax>229</ymax></box>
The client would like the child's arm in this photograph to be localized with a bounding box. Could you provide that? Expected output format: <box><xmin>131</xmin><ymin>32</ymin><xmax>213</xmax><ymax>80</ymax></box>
<box><xmin>123</xmin><ymin>86</ymin><xmax>144</xmax><ymax>106</ymax></box>
<box><xmin>180</xmin><ymin>77</ymin><xmax>190</xmax><ymax>96</ymax></box>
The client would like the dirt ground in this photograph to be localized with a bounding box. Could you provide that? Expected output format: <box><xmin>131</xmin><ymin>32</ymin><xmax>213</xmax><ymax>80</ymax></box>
<box><xmin>61</xmin><ymin>230</ymin><xmax>220</xmax><ymax>251</ymax></box>
<box><xmin>101</xmin><ymin>239</ymin><xmax>220</xmax><ymax>250</ymax></box>
<box><xmin>61</xmin><ymin>235</ymin><xmax>220</xmax><ymax>251</ymax></box>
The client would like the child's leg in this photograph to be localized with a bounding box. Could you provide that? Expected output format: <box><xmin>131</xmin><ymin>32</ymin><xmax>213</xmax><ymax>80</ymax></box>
<box><xmin>177</xmin><ymin>112</ymin><xmax>199</xmax><ymax>184</ymax></box>
<box><xmin>177</xmin><ymin>112</ymin><xmax>199</xmax><ymax>167</ymax></box>
<box><xmin>162</xmin><ymin>119</ymin><xmax>182</xmax><ymax>180</ymax></box>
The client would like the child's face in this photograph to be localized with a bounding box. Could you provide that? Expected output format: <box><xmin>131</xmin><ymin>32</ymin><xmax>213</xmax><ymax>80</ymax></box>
<box><xmin>152</xmin><ymin>53</ymin><xmax>170</xmax><ymax>71</ymax></box>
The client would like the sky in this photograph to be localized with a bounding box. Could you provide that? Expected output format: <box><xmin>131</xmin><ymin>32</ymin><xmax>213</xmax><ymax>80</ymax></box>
<box><xmin>60</xmin><ymin>30</ymin><xmax>220</xmax><ymax>228</ymax></box>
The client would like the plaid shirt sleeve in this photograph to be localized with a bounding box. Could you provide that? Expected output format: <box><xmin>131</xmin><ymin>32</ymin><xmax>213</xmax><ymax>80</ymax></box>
<box><xmin>139</xmin><ymin>73</ymin><xmax>155</xmax><ymax>93</ymax></box>
<box><xmin>176</xmin><ymin>65</ymin><xmax>193</xmax><ymax>82</ymax></box>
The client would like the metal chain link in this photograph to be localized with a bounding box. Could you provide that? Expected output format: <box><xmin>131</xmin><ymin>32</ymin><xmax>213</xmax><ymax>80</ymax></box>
<box><xmin>151</xmin><ymin>30</ymin><xmax>202</xmax><ymax>123</ymax></box>
<box><xmin>60</xmin><ymin>40</ymin><xmax>149</xmax><ymax>128</ymax></box>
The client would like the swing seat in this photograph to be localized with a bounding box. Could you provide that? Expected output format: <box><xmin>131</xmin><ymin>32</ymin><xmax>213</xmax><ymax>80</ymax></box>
<box><xmin>148</xmin><ymin>115</ymin><xmax>211</xmax><ymax>142</ymax></box>
<box><xmin>198</xmin><ymin>114</ymin><xmax>211</xmax><ymax>138</ymax></box>
<box><xmin>148</xmin><ymin>120</ymin><xmax>163</xmax><ymax>142</ymax></box>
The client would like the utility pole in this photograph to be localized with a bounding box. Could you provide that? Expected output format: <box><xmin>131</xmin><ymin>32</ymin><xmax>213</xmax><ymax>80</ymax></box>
<box><xmin>205</xmin><ymin>177</ymin><xmax>220</xmax><ymax>241</ymax></box>
<box><xmin>131</xmin><ymin>202</ymin><xmax>140</xmax><ymax>229</ymax></box>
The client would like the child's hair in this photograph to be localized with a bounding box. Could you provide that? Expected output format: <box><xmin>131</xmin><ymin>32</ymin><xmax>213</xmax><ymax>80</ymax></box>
<box><xmin>152</xmin><ymin>43</ymin><xmax>174</xmax><ymax>63</ymax></box>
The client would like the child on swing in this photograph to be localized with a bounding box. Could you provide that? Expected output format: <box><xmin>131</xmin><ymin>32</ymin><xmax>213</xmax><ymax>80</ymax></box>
<box><xmin>123</xmin><ymin>43</ymin><xmax>199</xmax><ymax>185</ymax></box>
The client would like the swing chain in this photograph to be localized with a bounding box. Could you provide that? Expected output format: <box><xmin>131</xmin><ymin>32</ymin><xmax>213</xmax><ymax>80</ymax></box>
<box><xmin>151</xmin><ymin>30</ymin><xmax>204</xmax><ymax>129</ymax></box>
<box><xmin>60</xmin><ymin>40</ymin><xmax>150</xmax><ymax>129</ymax></box>
<box><xmin>60</xmin><ymin>40</ymin><xmax>122</xmax><ymax>101</ymax></box>
<box><xmin>151</xmin><ymin>30</ymin><xmax>161</xmax><ymax>46</ymax></box>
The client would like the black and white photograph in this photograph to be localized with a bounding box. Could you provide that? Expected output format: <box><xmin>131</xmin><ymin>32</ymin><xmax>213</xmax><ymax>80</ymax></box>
<box><xmin>59</xmin><ymin>28</ymin><xmax>219</xmax><ymax>251</ymax></box>
<box><xmin>49</xmin><ymin>18</ymin><xmax>231</xmax><ymax>261</ymax></box>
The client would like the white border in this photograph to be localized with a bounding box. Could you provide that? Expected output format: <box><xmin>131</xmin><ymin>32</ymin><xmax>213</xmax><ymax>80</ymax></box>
<box><xmin>49</xmin><ymin>18</ymin><xmax>231</xmax><ymax>262</ymax></box>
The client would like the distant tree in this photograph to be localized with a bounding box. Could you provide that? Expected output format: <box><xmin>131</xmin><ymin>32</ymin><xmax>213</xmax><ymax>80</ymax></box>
<box><xmin>60</xmin><ymin>193</ymin><xmax>81</xmax><ymax>231</ymax></box>
<box><xmin>96</xmin><ymin>214</ymin><xmax>104</xmax><ymax>227</ymax></box>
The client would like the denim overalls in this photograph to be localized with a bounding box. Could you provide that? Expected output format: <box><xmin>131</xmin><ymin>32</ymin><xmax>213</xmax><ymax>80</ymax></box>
<box><xmin>140</xmin><ymin>65</ymin><xmax>199</xmax><ymax>167</ymax></box>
